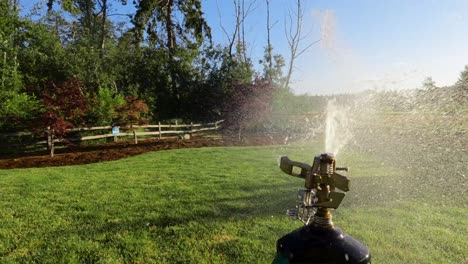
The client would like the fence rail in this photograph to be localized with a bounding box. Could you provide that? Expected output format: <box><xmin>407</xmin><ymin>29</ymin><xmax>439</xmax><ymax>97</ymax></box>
<box><xmin>0</xmin><ymin>120</ymin><xmax>224</xmax><ymax>157</ymax></box>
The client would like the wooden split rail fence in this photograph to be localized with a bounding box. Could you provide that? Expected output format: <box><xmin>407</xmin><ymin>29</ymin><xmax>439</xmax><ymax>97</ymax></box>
<box><xmin>0</xmin><ymin>120</ymin><xmax>224</xmax><ymax>157</ymax></box>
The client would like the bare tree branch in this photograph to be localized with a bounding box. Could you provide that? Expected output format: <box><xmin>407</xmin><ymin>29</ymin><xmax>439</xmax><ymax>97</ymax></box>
<box><xmin>283</xmin><ymin>0</ymin><xmax>319</xmax><ymax>89</ymax></box>
<box><xmin>215</xmin><ymin>0</ymin><xmax>239</xmax><ymax>57</ymax></box>
<box><xmin>215</xmin><ymin>0</ymin><xmax>257</xmax><ymax>59</ymax></box>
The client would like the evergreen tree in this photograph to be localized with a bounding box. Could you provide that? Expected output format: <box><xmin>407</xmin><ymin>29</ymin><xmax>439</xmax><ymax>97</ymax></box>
<box><xmin>0</xmin><ymin>1</ymin><xmax>39</xmax><ymax>130</ymax></box>
<box><xmin>132</xmin><ymin>0</ymin><xmax>211</xmax><ymax>118</ymax></box>
<box><xmin>456</xmin><ymin>65</ymin><xmax>468</xmax><ymax>92</ymax></box>
<box><xmin>422</xmin><ymin>76</ymin><xmax>437</xmax><ymax>90</ymax></box>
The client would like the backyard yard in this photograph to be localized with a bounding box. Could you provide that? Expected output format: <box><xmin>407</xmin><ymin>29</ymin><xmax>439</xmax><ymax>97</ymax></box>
<box><xmin>0</xmin><ymin>142</ymin><xmax>466</xmax><ymax>263</ymax></box>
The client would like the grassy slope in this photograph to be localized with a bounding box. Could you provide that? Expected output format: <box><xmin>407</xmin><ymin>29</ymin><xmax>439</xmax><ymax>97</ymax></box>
<box><xmin>0</xmin><ymin>145</ymin><xmax>466</xmax><ymax>263</ymax></box>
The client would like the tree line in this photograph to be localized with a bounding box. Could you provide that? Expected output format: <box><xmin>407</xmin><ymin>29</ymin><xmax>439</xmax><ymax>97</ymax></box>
<box><xmin>0</xmin><ymin>0</ymin><xmax>300</xmax><ymax>136</ymax></box>
<box><xmin>0</xmin><ymin>0</ymin><xmax>466</xmax><ymax>140</ymax></box>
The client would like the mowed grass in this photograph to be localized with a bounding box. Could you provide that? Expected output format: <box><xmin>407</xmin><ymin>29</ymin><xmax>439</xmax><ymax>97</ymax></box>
<box><xmin>0</xmin><ymin>144</ymin><xmax>466</xmax><ymax>263</ymax></box>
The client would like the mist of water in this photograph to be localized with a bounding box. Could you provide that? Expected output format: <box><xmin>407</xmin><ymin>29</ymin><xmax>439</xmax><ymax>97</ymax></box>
<box><xmin>324</xmin><ymin>98</ymin><xmax>352</xmax><ymax>155</ymax></box>
<box><xmin>321</xmin><ymin>89</ymin><xmax>467</xmax><ymax>207</ymax></box>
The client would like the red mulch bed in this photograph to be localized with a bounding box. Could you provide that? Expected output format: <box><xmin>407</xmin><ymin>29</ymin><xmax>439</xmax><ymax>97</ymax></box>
<box><xmin>0</xmin><ymin>134</ymin><xmax>285</xmax><ymax>169</ymax></box>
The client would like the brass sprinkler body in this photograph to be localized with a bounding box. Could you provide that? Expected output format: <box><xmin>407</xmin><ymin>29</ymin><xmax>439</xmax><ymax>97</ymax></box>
<box><xmin>279</xmin><ymin>153</ymin><xmax>350</xmax><ymax>228</ymax></box>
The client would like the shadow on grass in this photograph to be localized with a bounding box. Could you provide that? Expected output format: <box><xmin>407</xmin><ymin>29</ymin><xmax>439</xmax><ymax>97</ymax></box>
<box><xmin>61</xmin><ymin>174</ymin><xmax>423</xmax><ymax>238</ymax></box>
<box><xmin>3</xmin><ymin>173</ymin><xmax>443</xmax><ymax>263</ymax></box>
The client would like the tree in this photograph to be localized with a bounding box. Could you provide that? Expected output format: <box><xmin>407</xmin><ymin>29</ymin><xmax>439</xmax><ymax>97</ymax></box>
<box><xmin>0</xmin><ymin>0</ymin><xmax>21</xmax><ymax>91</ymax></box>
<box><xmin>132</xmin><ymin>0</ymin><xmax>211</xmax><ymax>117</ymax></box>
<box><xmin>454</xmin><ymin>65</ymin><xmax>468</xmax><ymax>107</ymax></box>
<box><xmin>0</xmin><ymin>0</ymin><xmax>22</xmax><ymax>99</ymax></box>
<box><xmin>45</xmin><ymin>0</ymin><xmax>130</xmax><ymax>93</ymax></box>
<box><xmin>34</xmin><ymin>77</ymin><xmax>89</xmax><ymax>157</ymax></box>
<box><xmin>17</xmin><ymin>18</ymin><xmax>69</xmax><ymax>91</ymax></box>
<box><xmin>283</xmin><ymin>0</ymin><xmax>319</xmax><ymax>89</ymax></box>
<box><xmin>456</xmin><ymin>65</ymin><xmax>468</xmax><ymax>92</ymax></box>
<box><xmin>133</xmin><ymin>0</ymin><xmax>211</xmax><ymax>51</ymax></box>
<box><xmin>416</xmin><ymin>76</ymin><xmax>439</xmax><ymax>111</ymax></box>
<box><xmin>422</xmin><ymin>77</ymin><xmax>437</xmax><ymax>90</ymax></box>
<box><xmin>114</xmin><ymin>96</ymin><xmax>149</xmax><ymax>126</ymax></box>
<box><xmin>261</xmin><ymin>47</ymin><xmax>285</xmax><ymax>86</ymax></box>
<box><xmin>0</xmin><ymin>1</ymin><xmax>40</xmax><ymax>131</ymax></box>
<box><xmin>113</xmin><ymin>95</ymin><xmax>149</xmax><ymax>144</ymax></box>
<box><xmin>85</xmin><ymin>85</ymin><xmax>125</xmax><ymax>126</ymax></box>
<box><xmin>46</xmin><ymin>0</ymin><xmax>125</xmax><ymax>53</ymax></box>
<box><xmin>223</xmin><ymin>77</ymin><xmax>274</xmax><ymax>141</ymax></box>
<box><xmin>216</xmin><ymin>0</ymin><xmax>253</xmax><ymax>59</ymax></box>
<box><xmin>264</xmin><ymin>0</ymin><xmax>273</xmax><ymax>78</ymax></box>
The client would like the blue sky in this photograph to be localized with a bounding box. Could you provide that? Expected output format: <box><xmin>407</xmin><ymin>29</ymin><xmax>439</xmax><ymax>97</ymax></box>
<box><xmin>206</xmin><ymin>0</ymin><xmax>468</xmax><ymax>94</ymax></box>
<box><xmin>21</xmin><ymin>0</ymin><xmax>468</xmax><ymax>95</ymax></box>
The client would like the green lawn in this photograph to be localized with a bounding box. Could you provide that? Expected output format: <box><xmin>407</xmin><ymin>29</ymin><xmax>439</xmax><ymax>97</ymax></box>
<box><xmin>0</xmin><ymin>144</ymin><xmax>466</xmax><ymax>263</ymax></box>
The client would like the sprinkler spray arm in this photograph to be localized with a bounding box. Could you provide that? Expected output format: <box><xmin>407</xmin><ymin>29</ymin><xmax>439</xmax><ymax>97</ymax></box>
<box><xmin>279</xmin><ymin>157</ymin><xmax>311</xmax><ymax>179</ymax></box>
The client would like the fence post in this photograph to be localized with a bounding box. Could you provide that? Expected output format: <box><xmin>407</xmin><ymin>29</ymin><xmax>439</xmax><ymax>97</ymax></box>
<box><xmin>158</xmin><ymin>122</ymin><xmax>162</xmax><ymax>139</ymax></box>
<box><xmin>46</xmin><ymin>126</ymin><xmax>51</xmax><ymax>152</ymax></box>
<box><xmin>45</xmin><ymin>126</ymin><xmax>55</xmax><ymax>157</ymax></box>
<box><xmin>190</xmin><ymin>122</ymin><xmax>193</xmax><ymax>138</ymax></box>
<box><xmin>50</xmin><ymin>128</ymin><xmax>55</xmax><ymax>158</ymax></box>
<box><xmin>133</xmin><ymin>128</ymin><xmax>138</xmax><ymax>144</ymax></box>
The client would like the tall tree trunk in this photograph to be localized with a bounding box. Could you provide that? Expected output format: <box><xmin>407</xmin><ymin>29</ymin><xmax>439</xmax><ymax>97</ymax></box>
<box><xmin>83</xmin><ymin>0</ymin><xmax>94</xmax><ymax>41</ymax></box>
<box><xmin>241</xmin><ymin>0</ymin><xmax>247</xmax><ymax>62</ymax></box>
<box><xmin>99</xmin><ymin>0</ymin><xmax>107</xmax><ymax>58</ymax></box>
<box><xmin>1</xmin><ymin>52</ymin><xmax>6</xmax><ymax>87</ymax></box>
<box><xmin>266</xmin><ymin>0</ymin><xmax>272</xmax><ymax>79</ymax></box>
<box><xmin>165</xmin><ymin>0</ymin><xmax>179</xmax><ymax>116</ymax></box>
<box><xmin>166</xmin><ymin>0</ymin><xmax>175</xmax><ymax>54</ymax></box>
<box><xmin>283</xmin><ymin>0</ymin><xmax>319</xmax><ymax>89</ymax></box>
<box><xmin>236</xmin><ymin>0</ymin><xmax>241</xmax><ymax>58</ymax></box>
<box><xmin>11</xmin><ymin>0</ymin><xmax>18</xmax><ymax>80</ymax></box>
<box><xmin>12</xmin><ymin>0</ymin><xmax>18</xmax><ymax>12</ymax></box>
<box><xmin>284</xmin><ymin>0</ymin><xmax>301</xmax><ymax>89</ymax></box>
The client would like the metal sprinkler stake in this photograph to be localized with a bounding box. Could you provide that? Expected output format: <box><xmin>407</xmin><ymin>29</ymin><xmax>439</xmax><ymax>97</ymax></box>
<box><xmin>273</xmin><ymin>153</ymin><xmax>371</xmax><ymax>264</ymax></box>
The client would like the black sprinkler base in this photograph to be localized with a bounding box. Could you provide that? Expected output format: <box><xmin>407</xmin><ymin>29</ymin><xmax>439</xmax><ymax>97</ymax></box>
<box><xmin>274</xmin><ymin>225</ymin><xmax>371</xmax><ymax>264</ymax></box>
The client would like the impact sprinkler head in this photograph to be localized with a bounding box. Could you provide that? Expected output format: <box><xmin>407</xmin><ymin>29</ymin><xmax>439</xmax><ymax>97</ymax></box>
<box><xmin>274</xmin><ymin>153</ymin><xmax>371</xmax><ymax>264</ymax></box>
<box><xmin>279</xmin><ymin>153</ymin><xmax>350</xmax><ymax>227</ymax></box>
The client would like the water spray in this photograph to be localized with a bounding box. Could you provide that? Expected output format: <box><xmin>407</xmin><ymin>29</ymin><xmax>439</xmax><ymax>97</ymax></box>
<box><xmin>273</xmin><ymin>153</ymin><xmax>371</xmax><ymax>263</ymax></box>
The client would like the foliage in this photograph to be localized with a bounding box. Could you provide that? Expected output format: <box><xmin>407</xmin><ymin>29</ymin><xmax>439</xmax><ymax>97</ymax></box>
<box><xmin>454</xmin><ymin>65</ymin><xmax>468</xmax><ymax>107</ymax></box>
<box><xmin>85</xmin><ymin>85</ymin><xmax>125</xmax><ymax>126</ymax></box>
<box><xmin>113</xmin><ymin>96</ymin><xmax>150</xmax><ymax>126</ymax></box>
<box><xmin>131</xmin><ymin>0</ymin><xmax>213</xmax><ymax>117</ymax></box>
<box><xmin>132</xmin><ymin>0</ymin><xmax>211</xmax><ymax>48</ymax></box>
<box><xmin>456</xmin><ymin>65</ymin><xmax>468</xmax><ymax>91</ymax></box>
<box><xmin>267</xmin><ymin>88</ymin><xmax>326</xmax><ymax>134</ymax></box>
<box><xmin>261</xmin><ymin>45</ymin><xmax>286</xmax><ymax>87</ymax></box>
<box><xmin>223</xmin><ymin>77</ymin><xmax>275</xmax><ymax>140</ymax></box>
<box><xmin>184</xmin><ymin>46</ymin><xmax>255</xmax><ymax>121</ymax></box>
<box><xmin>0</xmin><ymin>2</ymin><xmax>40</xmax><ymax>131</ymax></box>
<box><xmin>422</xmin><ymin>76</ymin><xmax>437</xmax><ymax>90</ymax></box>
<box><xmin>17</xmin><ymin>18</ymin><xmax>69</xmax><ymax>90</ymax></box>
<box><xmin>34</xmin><ymin>77</ymin><xmax>89</xmax><ymax>137</ymax></box>
<box><xmin>0</xmin><ymin>2</ymin><xmax>22</xmax><ymax>92</ymax></box>
<box><xmin>0</xmin><ymin>92</ymin><xmax>40</xmax><ymax>131</ymax></box>
<box><xmin>1</xmin><ymin>0</ymin><xmax>467</xmax><ymax>135</ymax></box>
